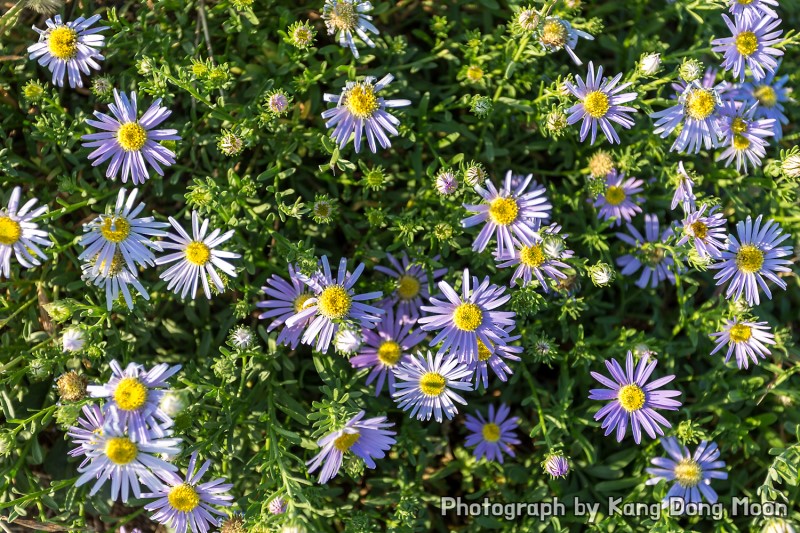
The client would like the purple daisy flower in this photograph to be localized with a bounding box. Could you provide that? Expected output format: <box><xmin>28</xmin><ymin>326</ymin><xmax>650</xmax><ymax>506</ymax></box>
<box><xmin>712</xmin><ymin>15</ymin><xmax>783</xmax><ymax>82</ymax></box>
<box><xmin>87</xmin><ymin>360</ymin><xmax>181</xmax><ymax>442</ymax></box>
<box><xmin>73</xmin><ymin>421</ymin><xmax>181</xmax><ymax>502</ymax></box>
<box><xmin>729</xmin><ymin>0</ymin><xmax>779</xmax><ymax>22</ymax></box>
<box><xmin>392</xmin><ymin>350</ymin><xmax>473</xmax><ymax>422</ymax></box>
<box><xmin>306</xmin><ymin>411</ymin><xmax>396</xmax><ymax>484</ymax></box>
<box><xmin>564</xmin><ymin>62</ymin><xmax>637</xmax><ymax>144</ymax></box>
<box><xmin>645</xmin><ymin>437</ymin><xmax>728</xmax><ymax>506</ymax></box>
<box><xmin>350</xmin><ymin>306</ymin><xmax>427</xmax><ymax>396</ymax></box>
<box><xmin>257</xmin><ymin>264</ymin><xmax>315</xmax><ymax>349</ymax></box>
<box><xmin>142</xmin><ymin>451</ymin><xmax>234</xmax><ymax>533</ymax></box>
<box><xmin>82</xmin><ymin>90</ymin><xmax>181</xmax><ymax>185</ymax></box>
<box><xmin>418</xmin><ymin>268</ymin><xmax>516</xmax><ymax>363</ymax></box>
<box><xmin>495</xmin><ymin>225</ymin><xmax>574</xmax><ymax>291</ymax></box>
<box><xmin>671</xmin><ymin>162</ymin><xmax>696</xmax><ymax>213</ymax></box>
<box><xmin>716</xmin><ymin>100</ymin><xmax>775</xmax><ymax>172</ymax></box>
<box><xmin>616</xmin><ymin>214</ymin><xmax>677</xmax><ymax>289</ymax></box>
<box><xmin>651</xmin><ymin>81</ymin><xmax>724</xmax><ymax>154</ymax></box>
<box><xmin>469</xmin><ymin>328</ymin><xmax>522</xmax><ymax>389</ymax></box>
<box><xmin>710</xmin><ymin>215</ymin><xmax>792</xmax><ymax>306</ymax></box>
<box><xmin>155</xmin><ymin>211</ymin><xmax>240</xmax><ymax>300</ymax></box>
<box><xmin>286</xmin><ymin>256</ymin><xmax>383</xmax><ymax>353</ymax></box>
<box><xmin>589</xmin><ymin>351</ymin><xmax>682</xmax><ymax>444</ymax></box>
<box><xmin>321</xmin><ymin>74</ymin><xmax>411</xmax><ymax>153</ymax></box>
<box><xmin>462</xmin><ymin>171</ymin><xmax>552</xmax><ymax>257</ymax></box>
<box><xmin>710</xmin><ymin>317</ymin><xmax>776</xmax><ymax>369</ymax></box>
<box><xmin>676</xmin><ymin>204</ymin><xmax>728</xmax><ymax>259</ymax></box>
<box><xmin>741</xmin><ymin>68</ymin><xmax>791</xmax><ymax>140</ymax></box>
<box><xmin>593</xmin><ymin>170</ymin><xmax>644</xmax><ymax>227</ymax></box>
<box><xmin>464</xmin><ymin>404</ymin><xmax>520</xmax><ymax>464</ymax></box>
<box><xmin>27</xmin><ymin>14</ymin><xmax>107</xmax><ymax>88</ymax></box>
<box><xmin>78</xmin><ymin>187</ymin><xmax>169</xmax><ymax>277</ymax></box>
<box><xmin>374</xmin><ymin>252</ymin><xmax>447</xmax><ymax>322</ymax></box>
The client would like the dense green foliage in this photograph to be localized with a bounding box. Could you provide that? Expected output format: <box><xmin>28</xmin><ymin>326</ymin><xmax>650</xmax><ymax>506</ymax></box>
<box><xmin>1</xmin><ymin>0</ymin><xmax>799</xmax><ymax>531</ymax></box>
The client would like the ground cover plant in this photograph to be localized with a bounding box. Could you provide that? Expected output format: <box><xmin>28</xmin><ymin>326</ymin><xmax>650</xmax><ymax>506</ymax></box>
<box><xmin>1</xmin><ymin>0</ymin><xmax>799</xmax><ymax>531</ymax></box>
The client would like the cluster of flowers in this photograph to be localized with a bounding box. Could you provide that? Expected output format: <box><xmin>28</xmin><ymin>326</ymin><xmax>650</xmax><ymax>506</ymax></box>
<box><xmin>13</xmin><ymin>0</ymin><xmax>794</xmax><ymax>519</ymax></box>
<box><xmin>67</xmin><ymin>360</ymin><xmax>233</xmax><ymax>532</ymax></box>
<box><xmin>563</xmin><ymin>0</ymin><xmax>789</xmax><ymax>177</ymax></box>
<box><xmin>0</xmin><ymin>185</ymin><xmax>241</xmax><ymax>308</ymax></box>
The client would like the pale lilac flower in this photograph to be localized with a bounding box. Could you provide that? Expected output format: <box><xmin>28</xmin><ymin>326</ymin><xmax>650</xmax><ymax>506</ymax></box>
<box><xmin>464</xmin><ymin>404</ymin><xmax>520</xmax><ymax>464</ymax></box>
<box><xmin>564</xmin><ymin>62</ymin><xmax>637</xmax><ymax>144</ymax></box>
<box><xmin>589</xmin><ymin>351</ymin><xmax>682</xmax><ymax>444</ymax></box>
<box><xmin>710</xmin><ymin>317</ymin><xmax>776</xmax><ymax>369</ymax></box>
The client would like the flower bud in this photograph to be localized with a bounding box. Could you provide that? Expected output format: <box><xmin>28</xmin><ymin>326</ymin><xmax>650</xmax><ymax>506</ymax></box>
<box><xmin>639</xmin><ymin>53</ymin><xmax>661</xmax><ymax>76</ymax></box>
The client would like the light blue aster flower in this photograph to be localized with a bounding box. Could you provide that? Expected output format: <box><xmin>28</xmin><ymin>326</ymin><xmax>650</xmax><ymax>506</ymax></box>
<box><xmin>321</xmin><ymin>74</ymin><xmax>411</xmax><ymax>154</ymax></box>
<box><xmin>306</xmin><ymin>411</ymin><xmax>396</xmax><ymax>484</ymax></box>
<box><xmin>710</xmin><ymin>215</ymin><xmax>792</xmax><ymax>306</ymax></box>
<box><xmin>392</xmin><ymin>350</ymin><xmax>473</xmax><ymax>423</ymax></box>
<box><xmin>464</xmin><ymin>404</ymin><xmax>520</xmax><ymax>464</ymax></box>
<box><xmin>651</xmin><ymin>81</ymin><xmax>724</xmax><ymax>154</ymax></box>
<box><xmin>711</xmin><ymin>14</ymin><xmax>783</xmax><ymax>82</ymax></box>
<box><xmin>645</xmin><ymin>437</ymin><xmax>728</xmax><ymax>507</ymax></box>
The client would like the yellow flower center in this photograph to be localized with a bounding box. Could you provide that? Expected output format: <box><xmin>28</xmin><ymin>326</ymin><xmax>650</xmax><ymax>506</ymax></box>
<box><xmin>100</xmin><ymin>216</ymin><xmax>131</xmax><ymax>243</ymax></box>
<box><xmin>397</xmin><ymin>274</ymin><xmax>421</xmax><ymax>300</ymax></box>
<box><xmin>293</xmin><ymin>292</ymin><xmax>314</xmax><ymax>312</ymax></box>
<box><xmin>674</xmin><ymin>459</ymin><xmax>703</xmax><ymax>488</ymax></box>
<box><xmin>583</xmin><ymin>91</ymin><xmax>610</xmax><ymax>119</ymax></box>
<box><xmin>641</xmin><ymin>243</ymin><xmax>665</xmax><ymax>267</ymax></box>
<box><xmin>477</xmin><ymin>340</ymin><xmax>492</xmax><ymax>362</ymax></box>
<box><xmin>168</xmin><ymin>483</ymin><xmax>201</xmax><ymax>512</ymax></box>
<box><xmin>731</xmin><ymin>117</ymin><xmax>748</xmax><ymax>134</ymax></box>
<box><xmin>313</xmin><ymin>202</ymin><xmax>331</xmax><ymax>218</ymax></box>
<box><xmin>105</xmin><ymin>437</ymin><xmax>138</xmax><ymax>465</ymax></box>
<box><xmin>604</xmin><ymin>185</ymin><xmax>626</xmax><ymax>206</ymax></box>
<box><xmin>344</xmin><ymin>84</ymin><xmax>379</xmax><ymax>119</ymax></box>
<box><xmin>98</xmin><ymin>252</ymin><xmax>126</xmax><ymax>276</ymax></box>
<box><xmin>735</xmin><ymin>31</ymin><xmax>758</xmax><ymax>56</ymax></box>
<box><xmin>520</xmin><ymin>244</ymin><xmax>546</xmax><ymax>268</ymax></box>
<box><xmin>617</xmin><ymin>384</ymin><xmax>646</xmax><ymax>412</ymax></box>
<box><xmin>333</xmin><ymin>431</ymin><xmax>360</xmax><ymax>452</ymax></box>
<box><xmin>113</xmin><ymin>377</ymin><xmax>148</xmax><ymax>411</ymax></box>
<box><xmin>419</xmin><ymin>372</ymin><xmax>446</xmax><ymax>397</ymax></box>
<box><xmin>589</xmin><ymin>151</ymin><xmax>615</xmax><ymax>178</ymax></box>
<box><xmin>735</xmin><ymin>244</ymin><xmax>764</xmax><ymax>274</ymax></box>
<box><xmin>317</xmin><ymin>285</ymin><xmax>352</xmax><ymax>319</ymax></box>
<box><xmin>377</xmin><ymin>340</ymin><xmax>402</xmax><ymax>366</ymax></box>
<box><xmin>733</xmin><ymin>134</ymin><xmax>750</xmax><ymax>150</ymax></box>
<box><xmin>0</xmin><ymin>216</ymin><xmax>22</xmax><ymax>246</ymax></box>
<box><xmin>185</xmin><ymin>241</ymin><xmax>211</xmax><ymax>266</ymax></box>
<box><xmin>684</xmin><ymin>88</ymin><xmax>716</xmax><ymax>120</ymax></box>
<box><xmin>753</xmin><ymin>85</ymin><xmax>777</xmax><ymax>108</ymax></box>
<box><xmin>482</xmin><ymin>422</ymin><xmax>501</xmax><ymax>442</ymax></box>
<box><xmin>453</xmin><ymin>303</ymin><xmax>482</xmax><ymax>332</ymax></box>
<box><xmin>540</xmin><ymin>19</ymin><xmax>568</xmax><ymax>48</ymax></box>
<box><xmin>729</xmin><ymin>323</ymin><xmax>752</xmax><ymax>343</ymax></box>
<box><xmin>689</xmin><ymin>221</ymin><xmax>708</xmax><ymax>240</ymax></box>
<box><xmin>737</xmin><ymin>0</ymin><xmax>754</xmax><ymax>4</ymax></box>
<box><xmin>488</xmin><ymin>197</ymin><xmax>519</xmax><ymax>226</ymax></box>
<box><xmin>327</xmin><ymin>1</ymin><xmax>358</xmax><ymax>31</ymax></box>
<box><xmin>48</xmin><ymin>26</ymin><xmax>79</xmax><ymax>60</ymax></box>
<box><xmin>116</xmin><ymin>123</ymin><xmax>148</xmax><ymax>152</ymax></box>
<box><xmin>466</xmin><ymin>65</ymin><xmax>484</xmax><ymax>82</ymax></box>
